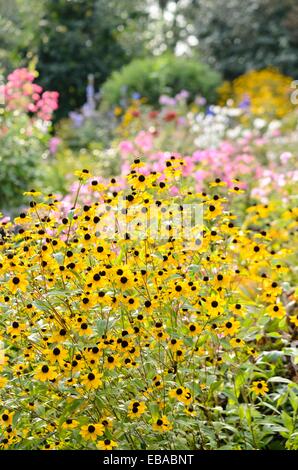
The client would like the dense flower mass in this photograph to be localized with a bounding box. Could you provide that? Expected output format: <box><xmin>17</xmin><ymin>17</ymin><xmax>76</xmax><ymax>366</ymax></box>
<box><xmin>0</xmin><ymin>156</ymin><xmax>297</xmax><ymax>450</ymax></box>
<box><xmin>218</xmin><ymin>68</ymin><xmax>294</xmax><ymax>119</ymax></box>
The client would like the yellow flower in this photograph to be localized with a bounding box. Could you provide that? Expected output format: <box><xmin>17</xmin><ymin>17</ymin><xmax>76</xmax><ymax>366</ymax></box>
<box><xmin>289</xmin><ymin>314</ymin><xmax>298</xmax><ymax>327</ymax></box>
<box><xmin>34</xmin><ymin>364</ymin><xmax>57</xmax><ymax>382</ymax></box>
<box><xmin>23</xmin><ymin>189</ymin><xmax>42</xmax><ymax>197</ymax></box>
<box><xmin>152</xmin><ymin>415</ymin><xmax>173</xmax><ymax>433</ymax></box>
<box><xmin>266</xmin><ymin>303</ymin><xmax>286</xmax><ymax>319</ymax></box>
<box><xmin>187</xmin><ymin>323</ymin><xmax>202</xmax><ymax>336</ymax></box>
<box><xmin>46</xmin><ymin>346</ymin><xmax>68</xmax><ymax>365</ymax></box>
<box><xmin>128</xmin><ymin>401</ymin><xmax>147</xmax><ymax>419</ymax></box>
<box><xmin>221</xmin><ymin>318</ymin><xmax>240</xmax><ymax>337</ymax></box>
<box><xmin>230</xmin><ymin>337</ymin><xmax>245</xmax><ymax>348</ymax></box>
<box><xmin>62</xmin><ymin>418</ymin><xmax>78</xmax><ymax>430</ymax></box>
<box><xmin>104</xmin><ymin>354</ymin><xmax>121</xmax><ymax>370</ymax></box>
<box><xmin>169</xmin><ymin>387</ymin><xmax>192</xmax><ymax>405</ymax></box>
<box><xmin>218</xmin><ymin>68</ymin><xmax>294</xmax><ymax>118</ymax></box>
<box><xmin>0</xmin><ymin>377</ymin><xmax>8</xmax><ymax>388</ymax></box>
<box><xmin>7</xmin><ymin>321</ymin><xmax>26</xmax><ymax>337</ymax></box>
<box><xmin>97</xmin><ymin>439</ymin><xmax>117</xmax><ymax>450</ymax></box>
<box><xmin>81</xmin><ymin>370</ymin><xmax>102</xmax><ymax>390</ymax></box>
<box><xmin>0</xmin><ymin>410</ymin><xmax>14</xmax><ymax>426</ymax></box>
<box><xmin>74</xmin><ymin>169</ymin><xmax>91</xmax><ymax>181</ymax></box>
<box><xmin>8</xmin><ymin>274</ymin><xmax>28</xmax><ymax>293</ymax></box>
<box><xmin>251</xmin><ymin>380</ymin><xmax>269</xmax><ymax>396</ymax></box>
<box><xmin>168</xmin><ymin>338</ymin><xmax>184</xmax><ymax>352</ymax></box>
<box><xmin>114</xmin><ymin>106</ymin><xmax>122</xmax><ymax>116</ymax></box>
<box><xmin>204</xmin><ymin>295</ymin><xmax>224</xmax><ymax>317</ymax></box>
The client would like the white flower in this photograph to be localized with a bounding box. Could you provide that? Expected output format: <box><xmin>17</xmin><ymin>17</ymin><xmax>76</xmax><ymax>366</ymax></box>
<box><xmin>253</xmin><ymin>118</ymin><xmax>266</xmax><ymax>129</ymax></box>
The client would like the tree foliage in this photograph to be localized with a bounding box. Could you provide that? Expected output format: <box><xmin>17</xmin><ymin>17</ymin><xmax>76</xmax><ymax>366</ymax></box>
<box><xmin>192</xmin><ymin>0</ymin><xmax>298</xmax><ymax>78</ymax></box>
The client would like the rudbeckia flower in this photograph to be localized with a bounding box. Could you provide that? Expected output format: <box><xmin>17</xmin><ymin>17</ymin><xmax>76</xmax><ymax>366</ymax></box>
<box><xmin>152</xmin><ymin>415</ymin><xmax>173</xmax><ymax>432</ymax></box>
<box><xmin>97</xmin><ymin>439</ymin><xmax>118</xmax><ymax>450</ymax></box>
<box><xmin>128</xmin><ymin>401</ymin><xmax>147</xmax><ymax>419</ymax></box>
<box><xmin>81</xmin><ymin>370</ymin><xmax>102</xmax><ymax>390</ymax></box>
<box><xmin>34</xmin><ymin>364</ymin><xmax>57</xmax><ymax>382</ymax></box>
<box><xmin>80</xmin><ymin>423</ymin><xmax>104</xmax><ymax>441</ymax></box>
<box><xmin>251</xmin><ymin>380</ymin><xmax>269</xmax><ymax>396</ymax></box>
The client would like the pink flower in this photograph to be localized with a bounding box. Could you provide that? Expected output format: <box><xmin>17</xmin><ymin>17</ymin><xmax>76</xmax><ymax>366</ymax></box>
<box><xmin>135</xmin><ymin>131</ymin><xmax>153</xmax><ymax>152</ymax></box>
<box><xmin>3</xmin><ymin>68</ymin><xmax>58</xmax><ymax>121</ymax></box>
<box><xmin>121</xmin><ymin>160</ymin><xmax>131</xmax><ymax>175</ymax></box>
<box><xmin>159</xmin><ymin>95</ymin><xmax>176</xmax><ymax>106</ymax></box>
<box><xmin>194</xmin><ymin>170</ymin><xmax>208</xmax><ymax>181</ymax></box>
<box><xmin>175</xmin><ymin>90</ymin><xmax>189</xmax><ymax>101</ymax></box>
<box><xmin>280</xmin><ymin>152</ymin><xmax>292</xmax><ymax>165</ymax></box>
<box><xmin>49</xmin><ymin>137</ymin><xmax>61</xmax><ymax>154</ymax></box>
<box><xmin>169</xmin><ymin>186</ymin><xmax>179</xmax><ymax>196</ymax></box>
<box><xmin>182</xmin><ymin>157</ymin><xmax>194</xmax><ymax>176</ymax></box>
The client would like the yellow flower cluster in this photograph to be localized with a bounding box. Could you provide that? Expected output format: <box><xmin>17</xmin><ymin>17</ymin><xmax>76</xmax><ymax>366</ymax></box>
<box><xmin>0</xmin><ymin>157</ymin><xmax>296</xmax><ymax>450</ymax></box>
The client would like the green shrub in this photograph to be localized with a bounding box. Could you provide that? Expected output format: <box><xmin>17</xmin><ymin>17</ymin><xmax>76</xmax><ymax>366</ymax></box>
<box><xmin>101</xmin><ymin>55</ymin><xmax>222</xmax><ymax>108</ymax></box>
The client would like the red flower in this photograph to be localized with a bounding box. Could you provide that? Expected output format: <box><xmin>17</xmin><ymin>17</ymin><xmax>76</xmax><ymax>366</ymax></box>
<box><xmin>148</xmin><ymin>110</ymin><xmax>159</xmax><ymax>119</ymax></box>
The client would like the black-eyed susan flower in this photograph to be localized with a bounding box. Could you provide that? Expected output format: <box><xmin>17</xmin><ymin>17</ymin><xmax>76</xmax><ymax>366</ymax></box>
<box><xmin>81</xmin><ymin>370</ymin><xmax>102</xmax><ymax>390</ymax></box>
<box><xmin>187</xmin><ymin>323</ymin><xmax>202</xmax><ymax>336</ymax></box>
<box><xmin>74</xmin><ymin>169</ymin><xmax>91</xmax><ymax>181</ymax></box>
<box><xmin>97</xmin><ymin>439</ymin><xmax>117</xmax><ymax>450</ymax></box>
<box><xmin>46</xmin><ymin>346</ymin><xmax>68</xmax><ymax>365</ymax></box>
<box><xmin>152</xmin><ymin>415</ymin><xmax>173</xmax><ymax>432</ymax></box>
<box><xmin>0</xmin><ymin>410</ymin><xmax>14</xmax><ymax>426</ymax></box>
<box><xmin>204</xmin><ymin>295</ymin><xmax>224</xmax><ymax>317</ymax></box>
<box><xmin>105</xmin><ymin>354</ymin><xmax>121</xmax><ymax>370</ymax></box>
<box><xmin>230</xmin><ymin>337</ymin><xmax>245</xmax><ymax>348</ymax></box>
<box><xmin>168</xmin><ymin>338</ymin><xmax>184</xmax><ymax>352</ymax></box>
<box><xmin>8</xmin><ymin>273</ymin><xmax>28</xmax><ymax>293</ymax></box>
<box><xmin>34</xmin><ymin>364</ymin><xmax>56</xmax><ymax>382</ymax></box>
<box><xmin>80</xmin><ymin>423</ymin><xmax>104</xmax><ymax>441</ymax></box>
<box><xmin>266</xmin><ymin>303</ymin><xmax>286</xmax><ymax>319</ymax></box>
<box><xmin>128</xmin><ymin>401</ymin><xmax>147</xmax><ymax>419</ymax></box>
<box><xmin>62</xmin><ymin>418</ymin><xmax>78</xmax><ymax>430</ymax></box>
<box><xmin>6</xmin><ymin>321</ymin><xmax>26</xmax><ymax>337</ymax></box>
<box><xmin>169</xmin><ymin>386</ymin><xmax>192</xmax><ymax>405</ymax></box>
<box><xmin>221</xmin><ymin>318</ymin><xmax>240</xmax><ymax>337</ymax></box>
<box><xmin>289</xmin><ymin>314</ymin><xmax>298</xmax><ymax>327</ymax></box>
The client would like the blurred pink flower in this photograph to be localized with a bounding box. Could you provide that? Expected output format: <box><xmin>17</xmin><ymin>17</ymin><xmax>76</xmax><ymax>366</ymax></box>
<box><xmin>49</xmin><ymin>137</ymin><xmax>61</xmax><ymax>154</ymax></box>
<box><xmin>119</xmin><ymin>140</ymin><xmax>134</xmax><ymax>157</ymax></box>
<box><xmin>135</xmin><ymin>131</ymin><xmax>153</xmax><ymax>152</ymax></box>
<box><xmin>280</xmin><ymin>152</ymin><xmax>292</xmax><ymax>165</ymax></box>
<box><xmin>4</xmin><ymin>68</ymin><xmax>58</xmax><ymax>121</ymax></box>
<box><xmin>169</xmin><ymin>186</ymin><xmax>179</xmax><ymax>196</ymax></box>
<box><xmin>121</xmin><ymin>160</ymin><xmax>131</xmax><ymax>175</ymax></box>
